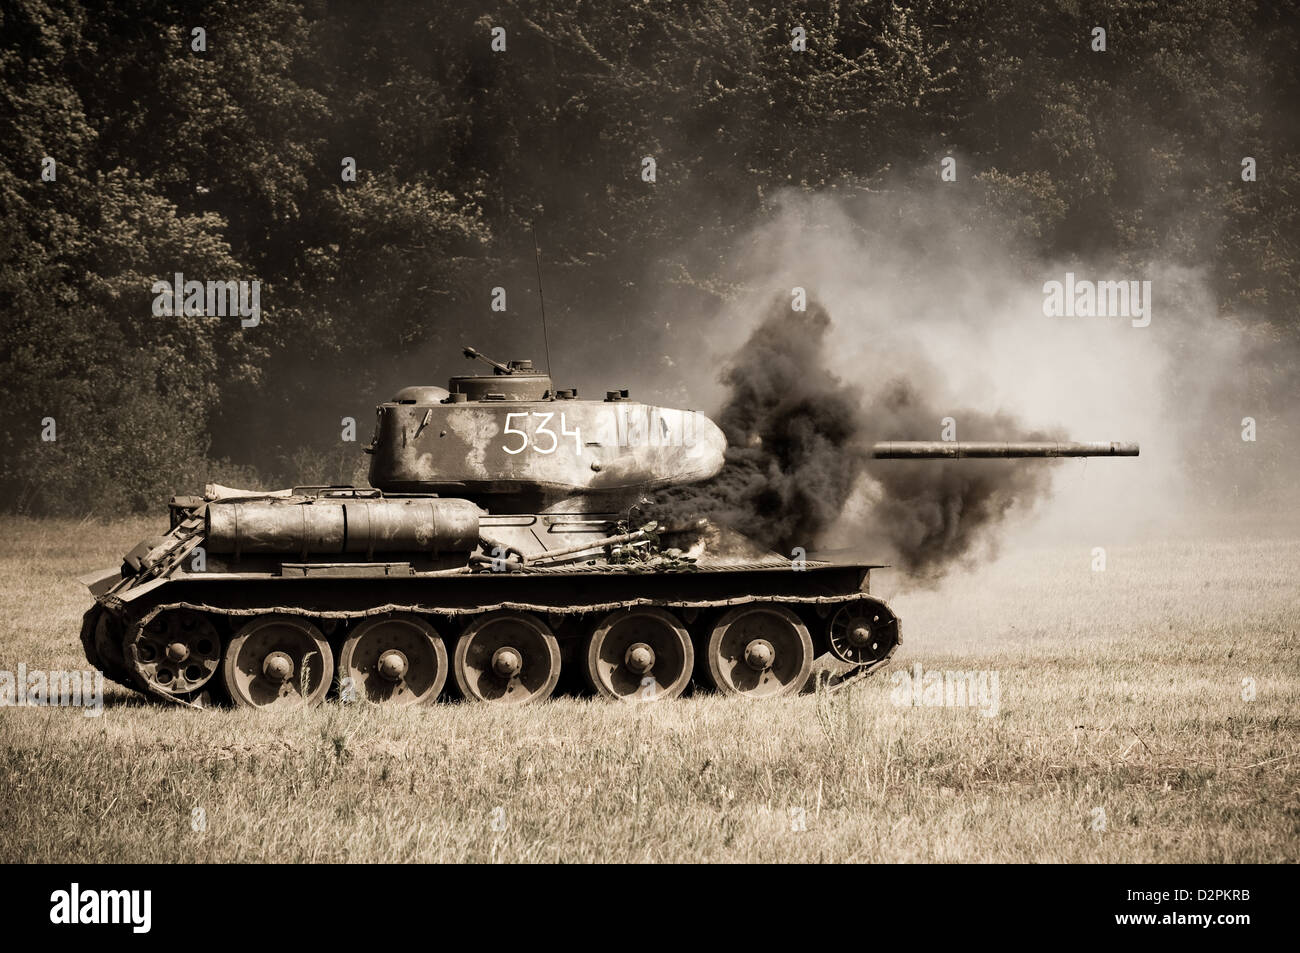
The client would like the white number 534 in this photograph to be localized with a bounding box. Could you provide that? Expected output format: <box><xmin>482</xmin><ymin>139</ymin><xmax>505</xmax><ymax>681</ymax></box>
<box><xmin>502</xmin><ymin>412</ymin><xmax>582</xmax><ymax>455</ymax></box>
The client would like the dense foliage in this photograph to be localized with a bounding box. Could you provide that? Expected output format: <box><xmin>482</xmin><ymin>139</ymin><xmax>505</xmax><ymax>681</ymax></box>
<box><xmin>2</xmin><ymin>0</ymin><xmax>1295</xmax><ymax>513</ymax></box>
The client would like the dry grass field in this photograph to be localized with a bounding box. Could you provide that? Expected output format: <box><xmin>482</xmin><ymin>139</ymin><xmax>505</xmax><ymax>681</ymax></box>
<box><xmin>0</xmin><ymin>515</ymin><xmax>1296</xmax><ymax>863</ymax></box>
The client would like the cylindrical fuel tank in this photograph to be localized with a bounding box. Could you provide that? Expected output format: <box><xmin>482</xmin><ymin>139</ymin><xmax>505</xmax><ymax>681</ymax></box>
<box><xmin>205</xmin><ymin>498</ymin><xmax>482</xmax><ymax>555</ymax></box>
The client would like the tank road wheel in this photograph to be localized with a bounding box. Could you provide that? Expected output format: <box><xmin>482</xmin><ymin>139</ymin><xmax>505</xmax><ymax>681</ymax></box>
<box><xmin>338</xmin><ymin>614</ymin><xmax>448</xmax><ymax>706</ymax></box>
<box><xmin>705</xmin><ymin>604</ymin><xmax>813</xmax><ymax>699</ymax></box>
<box><xmin>223</xmin><ymin>615</ymin><xmax>333</xmax><ymax>710</ymax></box>
<box><xmin>453</xmin><ymin>611</ymin><xmax>561</xmax><ymax>705</ymax></box>
<box><xmin>827</xmin><ymin>602</ymin><xmax>899</xmax><ymax>666</ymax></box>
<box><xmin>124</xmin><ymin>609</ymin><xmax>223</xmax><ymax>698</ymax></box>
<box><xmin>586</xmin><ymin>607</ymin><xmax>693</xmax><ymax>703</ymax></box>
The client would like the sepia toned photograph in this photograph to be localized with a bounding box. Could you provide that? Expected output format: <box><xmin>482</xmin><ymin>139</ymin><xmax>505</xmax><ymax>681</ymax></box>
<box><xmin>0</xmin><ymin>0</ymin><xmax>1294</xmax><ymax>915</ymax></box>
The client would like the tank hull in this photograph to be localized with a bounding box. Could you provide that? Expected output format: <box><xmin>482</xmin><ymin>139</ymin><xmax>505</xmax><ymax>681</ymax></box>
<box><xmin>83</xmin><ymin>493</ymin><xmax>899</xmax><ymax>708</ymax></box>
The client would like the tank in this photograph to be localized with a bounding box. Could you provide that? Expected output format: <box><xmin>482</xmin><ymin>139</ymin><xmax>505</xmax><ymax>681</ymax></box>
<box><xmin>78</xmin><ymin>347</ymin><xmax>1139</xmax><ymax>709</ymax></box>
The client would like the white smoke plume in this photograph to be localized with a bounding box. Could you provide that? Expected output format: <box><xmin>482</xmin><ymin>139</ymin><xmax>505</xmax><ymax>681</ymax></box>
<box><xmin>647</xmin><ymin>187</ymin><xmax>1296</xmax><ymax>579</ymax></box>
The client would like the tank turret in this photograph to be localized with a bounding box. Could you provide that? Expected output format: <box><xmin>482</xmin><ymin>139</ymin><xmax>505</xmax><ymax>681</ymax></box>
<box><xmin>365</xmin><ymin>346</ymin><xmax>727</xmax><ymax>512</ymax></box>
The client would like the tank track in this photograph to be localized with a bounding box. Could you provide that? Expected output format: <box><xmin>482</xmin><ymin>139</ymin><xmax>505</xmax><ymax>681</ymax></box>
<box><xmin>87</xmin><ymin>589</ymin><xmax>900</xmax><ymax>710</ymax></box>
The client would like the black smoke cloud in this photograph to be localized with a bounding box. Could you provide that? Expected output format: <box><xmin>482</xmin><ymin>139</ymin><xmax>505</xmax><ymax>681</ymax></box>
<box><xmin>651</xmin><ymin>298</ymin><xmax>861</xmax><ymax>548</ymax></box>
<box><xmin>856</xmin><ymin>380</ymin><xmax>1063</xmax><ymax>577</ymax></box>
<box><xmin>651</xmin><ymin>294</ymin><xmax>1060</xmax><ymax>578</ymax></box>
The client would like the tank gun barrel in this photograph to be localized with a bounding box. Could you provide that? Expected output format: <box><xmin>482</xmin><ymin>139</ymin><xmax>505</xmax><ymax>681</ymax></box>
<box><xmin>870</xmin><ymin>441</ymin><xmax>1139</xmax><ymax>459</ymax></box>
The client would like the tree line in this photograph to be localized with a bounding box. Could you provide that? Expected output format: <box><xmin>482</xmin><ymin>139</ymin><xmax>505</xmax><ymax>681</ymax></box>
<box><xmin>2</xmin><ymin>0</ymin><xmax>1294</xmax><ymax>513</ymax></box>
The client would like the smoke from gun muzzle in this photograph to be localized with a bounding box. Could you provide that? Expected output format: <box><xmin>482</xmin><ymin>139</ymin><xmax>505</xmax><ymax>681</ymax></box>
<box><xmin>650</xmin><ymin>295</ymin><xmax>1062</xmax><ymax>579</ymax></box>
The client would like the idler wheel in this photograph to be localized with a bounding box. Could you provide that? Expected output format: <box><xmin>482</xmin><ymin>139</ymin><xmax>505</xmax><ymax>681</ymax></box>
<box><xmin>453</xmin><ymin>611</ymin><xmax>560</xmax><ymax>705</ymax></box>
<box><xmin>125</xmin><ymin>609</ymin><xmax>222</xmax><ymax>697</ymax></box>
<box><xmin>705</xmin><ymin>604</ymin><xmax>812</xmax><ymax>699</ymax></box>
<box><xmin>827</xmin><ymin>601</ymin><xmax>899</xmax><ymax>665</ymax></box>
<box><xmin>338</xmin><ymin>614</ymin><xmax>448</xmax><ymax>706</ymax></box>
<box><xmin>80</xmin><ymin>604</ymin><xmax>131</xmax><ymax>685</ymax></box>
<box><xmin>223</xmin><ymin>615</ymin><xmax>333</xmax><ymax>709</ymax></box>
<box><xmin>585</xmin><ymin>607</ymin><xmax>693</xmax><ymax>703</ymax></box>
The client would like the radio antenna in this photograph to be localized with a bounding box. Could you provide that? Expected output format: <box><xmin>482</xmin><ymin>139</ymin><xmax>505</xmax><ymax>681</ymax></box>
<box><xmin>531</xmin><ymin>222</ymin><xmax>553</xmax><ymax>377</ymax></box>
